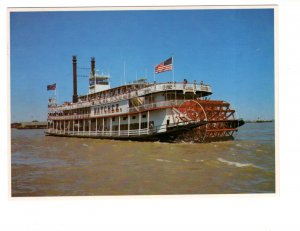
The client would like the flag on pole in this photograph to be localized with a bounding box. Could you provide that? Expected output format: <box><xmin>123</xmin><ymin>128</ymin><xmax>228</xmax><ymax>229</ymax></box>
<box><xmin>155</xmin><ymin>57</ymin><xmax>173</xmax><ymax>74</ymax></box>
<box><xmin>47</xmin><ymin>83</ymin><xmax>56</xmax><ymax>91</ymax></box>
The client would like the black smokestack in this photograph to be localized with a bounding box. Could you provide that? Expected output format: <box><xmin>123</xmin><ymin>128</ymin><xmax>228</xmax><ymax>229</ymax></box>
<box><xmin>91</xmin><ymin>57</ymin><xmax>95</xmax><ymax>76</ymax></box>
<box><xmin>72</xmin><ymin>55</ymin><xmax>78</xmax><ymax>103</ymax></box>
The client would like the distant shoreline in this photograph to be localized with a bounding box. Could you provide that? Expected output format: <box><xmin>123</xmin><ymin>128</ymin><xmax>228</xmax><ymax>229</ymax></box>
<box><xmin>245</xmin><ymin>120</ymin><xmax>274</xmax><ymax>123</ymax></box>
<box><xmin>11</xmin><ymin>121</ymin><xmax>47</xmax><ymax>129</ymax></box>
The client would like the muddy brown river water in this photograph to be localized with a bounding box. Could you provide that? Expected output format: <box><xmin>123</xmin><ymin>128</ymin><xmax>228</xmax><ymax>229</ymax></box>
<box><xmin>11</xmin><ymin>122</ymin><xmax>275</xmax><ymax>196</ymax></box>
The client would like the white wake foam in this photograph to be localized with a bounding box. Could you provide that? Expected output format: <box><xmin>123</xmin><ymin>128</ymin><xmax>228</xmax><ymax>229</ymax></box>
<box><xmin>217</xmin><ymin>158</ymin><xmax>256</xmax><ymax>168</ymax></box>
<box><xmin>155</xmin><ymin>158</ymin><xmax>171</xmax><ymax>163</ymax></box>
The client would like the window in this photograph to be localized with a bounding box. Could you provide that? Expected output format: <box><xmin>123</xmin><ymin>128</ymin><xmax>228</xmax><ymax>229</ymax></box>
<box><xmin>142</xmin><ymin>114</ymin><xmax>146</xmax><ymax>118</ymax></box>
<box><xmin>123</xmin><ymin>117</ymin><xmax>127</xmax><ymax>120</ymax></box>
<box><xmin>132</xmin><ymin>116</ymin><xmax>136</xmax><ymax>119</ymax></box>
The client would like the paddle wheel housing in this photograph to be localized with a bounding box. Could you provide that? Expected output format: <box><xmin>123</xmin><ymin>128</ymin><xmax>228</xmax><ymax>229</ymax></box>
<box><xmin>174</xmin><ymin>99</ymin><xmax>241</xmax><ymax>143</ymax></box>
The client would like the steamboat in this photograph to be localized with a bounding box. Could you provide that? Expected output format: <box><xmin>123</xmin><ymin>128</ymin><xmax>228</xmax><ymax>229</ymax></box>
<box><xmin>46</xmin><ymin>56</ymin><xmax>244</xmax><ymax>142</ymax></box>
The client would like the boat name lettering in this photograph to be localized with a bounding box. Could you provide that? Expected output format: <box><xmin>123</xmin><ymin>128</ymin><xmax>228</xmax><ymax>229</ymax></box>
<box><xmin>94</xmin><ymin>103</ymin><xmax>121</xmax><ymax>115</ymax></box>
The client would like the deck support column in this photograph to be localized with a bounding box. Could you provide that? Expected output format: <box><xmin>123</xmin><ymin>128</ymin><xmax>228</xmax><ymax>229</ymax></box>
<box><xmin>128</xmin><ymin>115</ymin><xmax>130</xmax><ymax>136</ymax></box>
<box><xmin>118</xmin><ymin>116</ymin><xmax>120</xmax><ymax>136</ymax></box>
<box><xmin>102</xmin><ymin>118</ymin><xmax>104</xmax><ymax>136</ymax></box>
<box><xmin>78</xmin><ymin>120</ymin><xmax>80</xmax><ymax>135</ymax></box>
<box><xmin>95</xmin><ymin>118</ymin><xmax>98</xmax><ymax>136</ymax></box>
<box><xmin>110</xmin><ymin>117</ymin><xmax>112</xmax><ymax>136</ymax></box>
<box><xmin>59</xmin><ymin>120</ymin><xmax>61</xmax><ymax>134</ymax></box>
<box><xmin>83</xmin><ymin>119</ymin><xmax>85</xmax><ymax>136</ymax></box>
<box><xmin>138</xmin><ymin>113</ymin><xmax>141</xmax><ymax>135</ymax></box>
<box><xmin>147</xmin><ymin>110</ymin><xmax>150</xmax><ymax>134</ymax></box>
<box><xmin>64</xmin><ymin>120</ymin><xmax>65</xmax><ymax>134</ymax></box>
<box><xmin>89</xmin><ymin>119</ymin><xmax>91</xmax><ymax>136</ymax></box>
<box><xmin>68</xmin><ymin>120</ymin><xmax>70</xmax><ymax>134</ymax></box>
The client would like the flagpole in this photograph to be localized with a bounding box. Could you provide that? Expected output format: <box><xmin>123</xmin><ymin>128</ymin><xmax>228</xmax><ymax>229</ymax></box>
<box><xmin>55</xmin><ymin>85</ymin><xmax>57</xmax><ymax>105</ymax></box>
<box><xmin>123</xmin><ymin>61</ymin><xmax>126</xmax><ymax>85</ymax></box>
<box><xmin>172</xmin><ymin>55</ymin><xmax>175</xmax><ymax>83</ymax></box>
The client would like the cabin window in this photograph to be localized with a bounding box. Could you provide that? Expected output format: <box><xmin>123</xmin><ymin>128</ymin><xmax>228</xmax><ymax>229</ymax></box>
<box><xmin>142</xmin><ymin>114</ymin><xmax>146</xmax><ymax>118</ymax></box>
<box><xmin>123</xmin><ymin>117</ymin><xmax>127</xmax><ymax>120</ymax></box>
<box><xmin>132</xmin><ymin>116</ymin><xmax>136</xmax><ymax>119</ymax></box>
<box><xmin>112</xmin><ymin>117</ymin><xmax>115</xmax><ymax>122</ymax></box>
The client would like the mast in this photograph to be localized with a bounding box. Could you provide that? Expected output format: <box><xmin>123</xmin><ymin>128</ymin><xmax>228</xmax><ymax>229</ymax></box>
<box><xmin>72</xmin><ymin>55</ymin><xmax>78</xmax><ymax>103</ymax></box>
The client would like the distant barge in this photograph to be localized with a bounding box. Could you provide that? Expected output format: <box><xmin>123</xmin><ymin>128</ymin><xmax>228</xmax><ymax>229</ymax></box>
<box><xmin>46</xmin><ymin>56</ymin><xmax>244</xmax><ymax>142</ymax></box>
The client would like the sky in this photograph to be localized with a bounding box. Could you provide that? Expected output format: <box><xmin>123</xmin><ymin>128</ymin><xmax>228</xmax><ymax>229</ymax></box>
<box><xmin>10</xmin><ymin>8</ymin><xmax>274</xmax><ymax>122</ymax></box>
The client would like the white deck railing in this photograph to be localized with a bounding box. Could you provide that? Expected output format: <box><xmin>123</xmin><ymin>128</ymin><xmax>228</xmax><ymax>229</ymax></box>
<box><xmin>48</xmin><ymin>114</ymin><xmax>90</xmax><ymax>120</ymax></box>
<box><xmin>46</xmin><ymin>128</ymin><xmax>157</xmax><ymax>137</ymax></box>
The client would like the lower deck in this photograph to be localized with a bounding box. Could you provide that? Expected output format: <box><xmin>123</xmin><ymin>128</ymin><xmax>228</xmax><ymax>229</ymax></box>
<box><xmin>45</xmin><ymin>120</ymin><xmax>206</xmax><ymax>142</ymax></box>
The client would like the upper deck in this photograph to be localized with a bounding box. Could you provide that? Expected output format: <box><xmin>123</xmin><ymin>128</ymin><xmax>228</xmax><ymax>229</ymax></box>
<box><xmin>49</xmin><ymin>81</ymin><xmax>212</xmax><ymax>112</ymax></box>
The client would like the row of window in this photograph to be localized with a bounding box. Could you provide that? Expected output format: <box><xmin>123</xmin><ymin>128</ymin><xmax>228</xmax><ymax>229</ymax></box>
<box><xmin>96</xmin><ymin>114</ymin><xmax>147</xmax><ymax>122</ymax></box>
<box><xmin>122</xmin><ymin>114</ymin><xmax>147</xmax><ymax>121</ymax></box>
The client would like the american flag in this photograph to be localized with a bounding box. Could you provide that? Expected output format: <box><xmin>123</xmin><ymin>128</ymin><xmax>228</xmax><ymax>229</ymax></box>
<box><xmin>47</xmin><ymin>83</ymin><xmax>56</xmax><ymax>91</ymax></box>
<box><xmin>155</xmin><ymin>57</ymin><xmax>173</xmax><ymax>74</ymax></box>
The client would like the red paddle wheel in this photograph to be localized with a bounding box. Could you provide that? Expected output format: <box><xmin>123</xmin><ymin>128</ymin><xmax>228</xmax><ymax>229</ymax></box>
<box><xmin>174</xmin><ymin>99</ymin><xmax>241</xmax><ymax>143</ymax></box>
<box><xmin>175</xmin><ymin>100</ymin><xmax>208</xmax><ymax>142</ymax></box>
